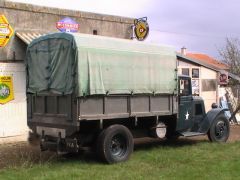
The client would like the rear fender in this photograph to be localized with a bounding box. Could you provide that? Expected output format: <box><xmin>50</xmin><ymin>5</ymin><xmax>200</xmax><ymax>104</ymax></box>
<box><xmin>199</xmin><ymin>108</ymin><xmax>228</xmax><ymax>134</ymax></box>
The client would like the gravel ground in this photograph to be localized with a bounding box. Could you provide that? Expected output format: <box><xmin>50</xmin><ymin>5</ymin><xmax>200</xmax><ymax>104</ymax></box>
<box><xmin>0</xmin><ymin>125</ymin><xmax>239</xmax><ymax>169</ymax></box>
<box><xmin>225</xmin><ymin>124</ymin><xmax>240</xmax><ymax>141</ymax></box>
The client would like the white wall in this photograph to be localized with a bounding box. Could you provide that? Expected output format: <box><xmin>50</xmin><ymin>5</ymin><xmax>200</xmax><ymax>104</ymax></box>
<box><xmin>0</xmin><ymin>63</ymin><xmax>28</xmax><ymax>137</ymax></box>
<box><xmin>200</xmin><ymin>66</ymin><xmax>216</xmax><ymax>79</ymax></box>
<box><xmin>200</xmin><ymin>66</ymin><xmax>218</xmax><ymax>111</ymax></box>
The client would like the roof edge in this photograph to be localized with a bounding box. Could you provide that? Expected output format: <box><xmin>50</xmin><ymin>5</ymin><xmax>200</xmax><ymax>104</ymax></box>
<box><xmin>177</xmin><ymin>52</ymin><xmax>219</xmax><ymax>72</ymax></box>
<box><xmin>228</xmin><ymin>72</ymin><xmax>240</xmax><ymax>82</ymax></box>
<box><xmin>177</xmin><ymin>52</ymin><xmax>221</xmax><ymax>72</ymax></box>
<box><xmin>1</xmin><ymin>1</ymin><xmax>134</xmax><ymax>24</ymax></box>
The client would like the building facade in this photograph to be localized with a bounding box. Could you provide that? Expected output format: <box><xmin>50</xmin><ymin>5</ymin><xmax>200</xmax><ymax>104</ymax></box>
<box><xmin>177</xmin><ymin>48</ymin><xmax>229</xmax><ymax>112</ymax></box>
<box><xmin>0</xmin><ymin>1</ymin><xmax>133</xmax><ymax>61</ymax></box>
<box><xmin>0</xmin><ymin>1</ymin><xmax>134</xmax><ymax>138</ymax></box>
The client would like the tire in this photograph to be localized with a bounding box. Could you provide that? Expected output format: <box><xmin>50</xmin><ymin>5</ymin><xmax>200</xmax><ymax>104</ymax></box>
<box><xmin>97</xmin><ymin>125</ymin><xmax>134</xmax><ymax>164</ymax></box>
<box><xmin>207</xmin><ymin>114</ymin><xmax>230</xmax><ymax>142</ymax></box>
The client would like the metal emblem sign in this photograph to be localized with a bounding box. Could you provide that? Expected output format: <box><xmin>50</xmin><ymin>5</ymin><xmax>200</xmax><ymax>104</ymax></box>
<box><xmin>219</xmin><ymin>71</ymin><xmax>228</xmax><ymax>85</ymax></box>
<box><xmin>0</xmin><ymin>76</ymin><xmax>14</xmax><ymax>104</ymax></box>
<box><xmin>133</xmin><ymin>17</ymin><xmax>149</xmax><ymax>41</ymax></box>
<box><xmin>56</xmin><ymin>17</ymin><xmax>79</xmax><ymax>33</ymax></box>
<box><xmin>0</xmin><ymin>15</ymin><xmax>14</xmax><ymax>47</ymax></box>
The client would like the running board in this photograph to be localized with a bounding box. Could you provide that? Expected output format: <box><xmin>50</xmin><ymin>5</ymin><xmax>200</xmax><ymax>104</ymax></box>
<box><xmin>180</xmin><ymin>132</ymin><xmax>205</xmax><ymax>137</ymax></box>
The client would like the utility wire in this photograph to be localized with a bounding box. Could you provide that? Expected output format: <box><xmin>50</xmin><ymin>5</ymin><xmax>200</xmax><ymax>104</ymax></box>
<box><xmin>150</xmin><ymin>28</ymin><xmax>234</xmax><ymax>39</ymax></box>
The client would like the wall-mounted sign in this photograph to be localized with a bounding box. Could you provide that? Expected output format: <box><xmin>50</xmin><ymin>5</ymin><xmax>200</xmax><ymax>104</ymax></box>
<box><xmin>0</xmin><ymin>76</ymin><xmax>14</xmax><ymax>104</ymax></box>
<box><xmin>133</xmin><ymin>17</ymin><xmax>149</xmax><ymax>41</ymax></box>
<box><xmin>56</xmin><ymin>17</ymin><xmax>79</xmax><ymax>33</ymax></box>
<box><xmin>192</xmin><ymin>79</ymin><xmax>199</xmax><ymax>95</ymax></box>
<box><xmin>219</xmin><ymin>71</ymin><xmax>228</xmax><ymax>85</ymax></box>
<box><xmin>0</xmin><ymin>15</ymin><xmax>14</xmax><ymax>47</ymax></box>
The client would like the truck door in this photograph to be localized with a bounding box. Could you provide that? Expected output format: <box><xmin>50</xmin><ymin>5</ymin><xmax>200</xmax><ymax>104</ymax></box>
<box><xmin>177</xmin><ymin>76</ymin><xmax>194</xmax><ymax>131</ymax></box>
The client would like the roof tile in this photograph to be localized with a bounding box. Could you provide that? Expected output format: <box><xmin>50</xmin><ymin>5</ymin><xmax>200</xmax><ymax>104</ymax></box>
<box><xmin>185</xmin><ymin>53</ymin><xmax>229</xmax><ymax>70</ymax></box>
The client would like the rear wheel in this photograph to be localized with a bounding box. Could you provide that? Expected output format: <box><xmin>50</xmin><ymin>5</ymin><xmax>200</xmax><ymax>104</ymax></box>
<box><xmin>97</xmin><ymin>125</ymin><xmax>133</xmax><ymax>164</ymax></box>
<box><xmin>207</xmin><ymin>114</ymin><xmax>230</xmax><ymax>142</ymax></box>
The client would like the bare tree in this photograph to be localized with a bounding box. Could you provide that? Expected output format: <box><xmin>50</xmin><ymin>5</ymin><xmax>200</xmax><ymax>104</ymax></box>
<box><xmin>219</xmin><ymin>38</ymin><xmax>240</xmax><ymax>85</ymax></box>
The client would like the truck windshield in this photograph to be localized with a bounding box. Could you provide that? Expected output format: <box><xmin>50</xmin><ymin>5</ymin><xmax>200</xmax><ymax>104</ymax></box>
<box><xmin>179</xmin><ymin>79</ymin><xmax>191</xmax><ymax>96</ymax></box>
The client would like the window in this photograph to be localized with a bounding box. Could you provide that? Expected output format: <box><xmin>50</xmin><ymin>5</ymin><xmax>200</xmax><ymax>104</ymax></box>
<box><xmin>179</xmin><ymin>79</ymin><xmax>191</xmax><ymax>96</ymax></box>
<box><xmin>202</xmin><ymin>79</ymin><xmax>217</xmax><ymax>91</ymax></box>
<box><xmin>192</xmin><ymin>68</ymin><xmax>199</xmax><ymax>78</ymax></box>
<box><xmin>182</xmin><ymin>68</ymin><xmax>189</xmax><ymax>76</ymax></box>
<box><xmin>93</xmin><ymin>30</ymin><xmax>98</xmax><ymax>35</ymax></box>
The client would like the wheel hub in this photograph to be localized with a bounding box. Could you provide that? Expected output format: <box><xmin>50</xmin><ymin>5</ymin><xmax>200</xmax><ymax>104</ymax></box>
<box><xmin>110</xmin><ymin>135</ymin><xmax>126</xmax><ymax>157</ymax></box>
<box><xmin>215</xmin><ymin>121</ymin><xmax>226</xmax><ymax>139</ymax></box>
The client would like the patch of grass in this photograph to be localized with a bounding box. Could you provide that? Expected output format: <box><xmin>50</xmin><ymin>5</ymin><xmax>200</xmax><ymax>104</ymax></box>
<box><xmin>0</xmin><ymin>143</ymin><xmax>56</xmax><ymax>169</ymax></box>
<box><xmin>1</xmin><ymin>140</ymin><xmax>240</xmax><ymax>179</ymax></box>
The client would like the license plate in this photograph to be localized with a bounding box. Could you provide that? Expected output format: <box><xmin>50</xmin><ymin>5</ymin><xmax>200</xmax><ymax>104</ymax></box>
<box><xmin>65</xmin><ymin>138</ymin><xmax>78</xmax><ymax>152</ymax></box>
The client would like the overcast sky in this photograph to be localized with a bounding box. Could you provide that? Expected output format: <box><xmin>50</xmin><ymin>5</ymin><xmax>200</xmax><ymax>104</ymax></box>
<box><xmin>10</xmin><ymin>0</ymin><xmax>240</xmax><ymax>59</ymax></box>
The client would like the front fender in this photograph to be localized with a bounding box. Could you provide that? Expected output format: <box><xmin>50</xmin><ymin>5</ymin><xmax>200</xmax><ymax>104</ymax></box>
<box><xmin>199</xmin><ymin>108</ymin><xmax>228</xmax><ymax>133</ymax></box>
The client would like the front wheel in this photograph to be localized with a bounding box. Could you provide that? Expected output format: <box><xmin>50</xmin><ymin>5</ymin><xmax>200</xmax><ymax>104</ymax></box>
<box><xmin>207</xmin><ymin>114</ymin><xmax>230</xmax><ymax>142</ymax></box>
<box><xmin>97</xmin><ymin>125</ymin><xmax>134</xmax><ymax>164</ymax></box>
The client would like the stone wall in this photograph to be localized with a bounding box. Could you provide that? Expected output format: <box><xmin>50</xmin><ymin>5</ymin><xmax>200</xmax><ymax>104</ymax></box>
<box><xmin>0</xmin><ymin>1</ymin><xmax>134</xmax><ymax>61</ymax></box>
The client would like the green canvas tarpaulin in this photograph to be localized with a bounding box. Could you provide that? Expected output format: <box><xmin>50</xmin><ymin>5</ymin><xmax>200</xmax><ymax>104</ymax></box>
<box><xmin>26</xmin><ymin>33</ymin><xmax>177</xmax><ymax>96</ymax></box>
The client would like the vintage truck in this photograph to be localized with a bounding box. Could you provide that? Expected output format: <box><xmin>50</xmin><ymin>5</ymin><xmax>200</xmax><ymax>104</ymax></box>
<box><xmin>26</xmin><ymin>33</ymin><xmax>229</xmax><ymax>163</ymax></box>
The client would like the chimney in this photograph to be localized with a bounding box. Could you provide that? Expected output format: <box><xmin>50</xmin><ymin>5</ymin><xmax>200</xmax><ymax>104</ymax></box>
<box><xmin>181</xmin><ymin>46</ymin><xmax>187</xmax><ymax>55</ymax></box>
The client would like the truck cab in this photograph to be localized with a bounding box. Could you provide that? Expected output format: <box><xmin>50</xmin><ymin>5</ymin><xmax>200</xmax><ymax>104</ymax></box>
<box><xmin>177</xmin><ymin>75</ymin><xmax>205</xmax><ymax>132</ymax></box>
<box><xmin>175</xmin><ymin>75</ymin><xmax>229</xmax><ymax>141</ymax></box>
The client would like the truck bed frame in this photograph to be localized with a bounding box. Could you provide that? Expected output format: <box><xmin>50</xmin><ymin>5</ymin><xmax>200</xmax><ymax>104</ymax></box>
<box><xmin>27</xmin><ymin>94</ymin><xmax>178</xmax><ymax>137</ymax></box>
